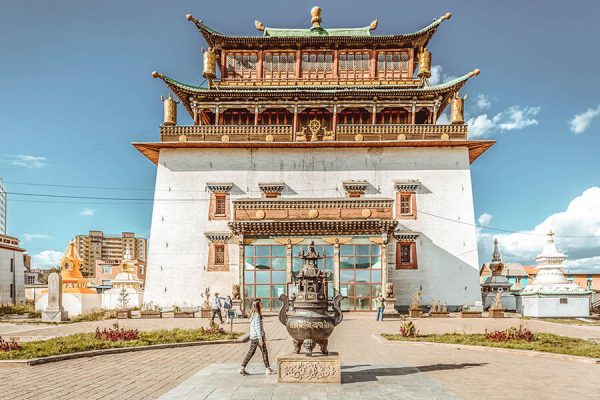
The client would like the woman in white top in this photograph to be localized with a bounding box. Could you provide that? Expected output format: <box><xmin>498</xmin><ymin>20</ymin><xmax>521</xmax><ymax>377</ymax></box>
<box><xmin>239</xmin><ymin>298</ymin><xmax>274</xmax><ymax>375</ymax></box>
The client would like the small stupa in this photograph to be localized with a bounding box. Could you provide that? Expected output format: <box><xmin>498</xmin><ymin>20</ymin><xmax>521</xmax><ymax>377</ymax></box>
<box><xmin>517</xmin><ymin>230</ymin><xmax>591</xmax><ymax>317</ymax></box>
<box><xmin>60</xmin><ymin>240</ymin><xmax>95</xmax><ymax>294</ymax></box>
<box><xmin>102</xmin><ymin>249</ymin><xmax>144</xmax><ymax>309</ymax></box>
<box><xmin>481</xmin><ymin>238</ymin><xmax>515</xmax><ymax>310</ymax></box>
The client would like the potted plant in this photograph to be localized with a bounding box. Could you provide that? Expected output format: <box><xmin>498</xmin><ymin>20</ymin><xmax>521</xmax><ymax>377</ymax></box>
<box><xmin>174</xmin><ymin>302</ymin><xmax>195</xmax><ymax>318</ymax></box>
<box><xmin>429</xmin><ymin>300</ymin><xmax>450</xmax><ymax>318</ymax></box>
<box><xmin>408</xmin><ymin>290</ymin><xmax>422</xmax><ymax>318</ymax></box>
<box><xmin>116</xmin><ymin>289</ymin><xmax>131</xmax><ymax>319</ymax></box>
<box><xmin>140</xmin><ymin>301</ymin><xmax>162</xmax><ymax>318</ymax></box>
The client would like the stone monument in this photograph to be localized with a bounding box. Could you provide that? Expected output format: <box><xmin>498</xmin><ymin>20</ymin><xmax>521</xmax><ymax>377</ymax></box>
<box><xmin>383</xmin><ymin>282</ymin><xmax>400</xmax><ymax>317</ymax></box>
<box><xmin>277</xmin><ymin>241</ymin><xmax>343</xmax><ymax>383</ymax></box>
<box><xmin>488</xmin><ymin>291</ymin><xmax>505</xmax><ymax>318</ymax></box>
<box><xmin>42</xmin><ymin>272</ymin><xmax>68</xmax><ymax>322</ymax></box>
<box><xmin>517</xmin><ymin>230</ymin><xmax>591</xmax><ymax>317</ymax></box>
<box><xmin>481</xmin><ymin>238</ymin><xmax>516</xmax><ymax>310</ymax></box>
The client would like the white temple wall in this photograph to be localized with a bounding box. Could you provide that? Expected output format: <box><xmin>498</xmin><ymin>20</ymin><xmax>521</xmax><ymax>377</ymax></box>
<box><xmin>143</xmin><ymin>146</ymin><xmax>480</xmax><ymax>308</ymax></box>
<box><xmin>0</xmin><ymin>248</ymin><xmax>26</xmax><ymax>305</ymax></box>
<box><xmin>519</xmin><ymin>296</ymin><xmax>590</xmax><ymax>317</ymax></box>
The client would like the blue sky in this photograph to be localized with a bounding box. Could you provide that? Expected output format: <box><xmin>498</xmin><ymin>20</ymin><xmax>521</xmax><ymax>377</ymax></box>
<box><xmin>1</xmin><ymin>0</ymin><xmax>599</xmax><ymax>270</ymax></box>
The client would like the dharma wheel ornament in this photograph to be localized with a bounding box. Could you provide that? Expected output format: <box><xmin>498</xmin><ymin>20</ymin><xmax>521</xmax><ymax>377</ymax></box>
<box><xmin>278</xmin><ymin>241</ymin><xmax>343</xmax><ymax>355</ymax></box>
<box><xmin>161</xmin><ymin>93</ymin><xmax>179</xmax><ymax>126</ymax></box>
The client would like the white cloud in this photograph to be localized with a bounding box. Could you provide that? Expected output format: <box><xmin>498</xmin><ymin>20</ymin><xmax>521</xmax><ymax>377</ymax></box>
<box><xmin>79</xmin><ymin>208</ymin><xmax>95</xmax><ymax>217</ymax></box>
<box><xmin>468</xmin><ymin>105</ymin><xmax>541</xmax><ymax>138</ymax></box>
<box><xmin>569</xmin><ymin>105</ymin><xmax>600</xmax><ymax>134</ymax></box>
<box><xmin>31</xmin><ymin>250</ymin><xmax>63</xmax><ymax>269</ymax></box>
<box><xmin>428</xmin><ymin>65</ymin><xmax>457</xmax><ymax>86</ymax></box>
<box><xmin>5</xmin><ymin>155</ymin><xmax>46</xmax><ymax>168</ymax></box>
<box><xmin>478</xmin><ymin>187</ymin><xmax>600</xmax><ymax>271</ymax></box>
<box><xmin>475</xmin><ymin>94</ymin><xmax>491</xmax><ymax>110</ymax></box>
<box><xmin>22</xmin><ymin>233</ymin><xmax>52</xmax><ymax>241</ymax></box>
<box><xmin>477</xmin><ymin>213</ymin><xmax>493</xmax><ymax>227</ymax></box>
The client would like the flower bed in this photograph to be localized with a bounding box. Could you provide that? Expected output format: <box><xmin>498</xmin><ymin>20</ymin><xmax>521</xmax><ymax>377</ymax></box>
<box><xmin>382</xmin><ymin>329</ymin><xmax>600</xmax><ymax>359</ymax></box>
<box><xmin>0</xmin><ymin>326</ymin><xmax>242</xmax><ymax>360</ymax></box>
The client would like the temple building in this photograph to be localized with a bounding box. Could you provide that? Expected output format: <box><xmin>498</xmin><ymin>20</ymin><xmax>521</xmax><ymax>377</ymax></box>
<box><xmin>135</xmin><ymin>7</ymin><xmax>495</xmax><ymax>312</ymax></box>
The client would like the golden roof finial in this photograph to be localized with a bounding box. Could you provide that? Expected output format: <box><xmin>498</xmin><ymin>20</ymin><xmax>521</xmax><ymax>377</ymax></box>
<box><xmin>255</xmin><ymin>20</ymin><xmax>265</xmax><ymax>31</ymax></box>
<box><xmin>369</xmin><ymin>19</ymin><xmax>378</xmax><ymax>30</ymax></box>
<box><xmin>311</xmin><ymin>6</ymin><xmax>322</xmax><ymax>28</ymax></box>
<box><xmin>441</xmin><ymin>12</ymin><xmax>452</xmax><ymax>21</ymax></box>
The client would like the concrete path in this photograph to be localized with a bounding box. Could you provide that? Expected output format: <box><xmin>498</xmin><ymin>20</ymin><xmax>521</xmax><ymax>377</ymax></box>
<box><xmin>1</xmin><ymin>315</ymin><xmax>599</xmax><ymax>399</ymax></box>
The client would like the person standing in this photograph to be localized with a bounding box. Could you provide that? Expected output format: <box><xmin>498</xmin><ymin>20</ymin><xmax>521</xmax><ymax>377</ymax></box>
<box><xmin>239</xmin><ymin>298</ymin><xmax>274</xmax><ymax>375</ymax></box>
<box><xmin>224</xmin><ymin>295</ymin><xmax>233</xmax><ymax>324</ymax></box>
<box><xmin>375</xmin><ymin>293</ymin><xmax>385</xmax><ymax>321</ymax></box>
<box><xmin>211</xmin><ymin>292</ymin><xmax>224</xmax><ymax>324</ymax></box>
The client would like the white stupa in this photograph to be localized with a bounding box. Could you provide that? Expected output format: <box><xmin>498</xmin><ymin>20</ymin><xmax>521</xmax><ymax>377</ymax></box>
<box><xmin>101</xmin><ymin>249</ymin><xmax>144</xmax><ymax>310</ymax></box>
<box><xmin>517</xmin><ymin>230</ymin><xmax>591</xmax><ymax>317</ymax></box>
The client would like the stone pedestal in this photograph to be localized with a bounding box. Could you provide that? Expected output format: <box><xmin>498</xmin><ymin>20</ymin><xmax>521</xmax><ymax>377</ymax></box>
<box><xmin>488</xmin><ymin>309</ymin><xmax>505</xmax><ymax>318</ymax></box>
<box><xmin>42</xmin><ymin>308</ymin><xmax>68</xmax><ymax>322</ymax></box>
<box><xmin>200</xmin><ymin>308</ymin><xmax>212</xmax><ymax>318</ymax></box>
<box><xmin>277</xmin><ymin>353</ymin><xmax>341</xmax><ymax>384</ymax></box>
<box><xmin>461</xmin><ymin>311</ymin><xmax>482</xmax><ymax>318</ymax></box>
<box><xmin>383</xmin><ymin>298</ymin><xmax>398</xmax><ymax>314</ymax></box>
<box><xmin>430</xmin><ymin>311</ymin><xmax>450</xmax><ymax>318</ymax></box>
<box><xmin>409</xmin><ymin>309</ymin><xmax>422</xmax><ymax>318</ymax></box>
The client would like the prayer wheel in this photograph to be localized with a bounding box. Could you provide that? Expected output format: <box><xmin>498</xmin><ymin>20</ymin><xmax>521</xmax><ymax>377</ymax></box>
<box><xmin>203</xmin><ymin>47</ymin><xmax>217</xmax><ymax>80</ymax></box>
<box><xmin>450</xmin><ymin>93</ymin><xmax>465</xmax><ymax>125</ymax></box>
<box><xmin>162</xmin><ymin>93</ymin><xmax>178</xmax><ymax>126</ymax></box>
<box><xmin>418</xmin><ymin>48</ymin><xmax>431</xmax><ymax>79</ymax></box>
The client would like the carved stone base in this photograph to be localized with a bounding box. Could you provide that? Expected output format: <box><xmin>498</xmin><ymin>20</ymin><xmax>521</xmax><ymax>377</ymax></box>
<box><xmin>461</xmin><ymin>311</ymin><xmax>482</xmax><ymax>318</ymax></box>
<box><xmin>42</xmin><ymin>307</ymin><xmax>68</xmax><ymax>322</ymax></box>
<box><xmin>489</xmin><ymin>309</ymin><xmax>505</xmax><ymax>318</ymax></box>
<box><xmin>277</xmin><ymin>353</ymin><xmax>341</xmax><ymax>384</ymax></box>
<box><xmin>383</xmin><ymin>298</ymin><xmax>397</xmax><ymax>314</ymax></box>
<box><xmin>430</xmin><ymin>311</ymin><xmax>450</xmax><ymax>318</ymax></box>
<box><xmin>409</xmin><ymin>309</ymin><xmax>422</xmax><ymax>318</ymax></box>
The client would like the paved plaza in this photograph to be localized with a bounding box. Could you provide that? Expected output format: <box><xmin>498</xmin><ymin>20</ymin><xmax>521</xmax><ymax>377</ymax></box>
<box><xmin>1</xmin><ymin>315</ymin><xmax>599</xmax><ymax>399</ymax></box>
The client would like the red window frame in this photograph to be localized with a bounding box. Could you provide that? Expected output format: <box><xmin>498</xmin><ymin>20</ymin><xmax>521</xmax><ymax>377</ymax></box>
<box><xmin>396</xmin><ymin>242</ymin><xmax>417</xmax><ymax>269</ymax></box>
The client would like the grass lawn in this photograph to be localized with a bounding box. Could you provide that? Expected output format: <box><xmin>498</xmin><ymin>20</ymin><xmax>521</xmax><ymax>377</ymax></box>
<box><xmin>527</xmin><ymin>318</ymin><xmax>600</xmax><ymax>326</ymax></box>
<box><xmin>0</xmin><ymin>328</ymin><xmax>242</xmax><ymax>360</ymax></box>
<box><xmin>382</xmin><ymin>332</ymin><xmax>600</xmax><ymax>359</ymax></box>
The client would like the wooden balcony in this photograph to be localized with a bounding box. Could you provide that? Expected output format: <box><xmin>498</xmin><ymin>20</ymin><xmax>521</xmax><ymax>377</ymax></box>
<box><xmin>160</xmin><ymin>125</ymin><xmax>293</xmax><ymax>142</ymax></box>
<box><xmin>160</xmin><ymin>124</ymin><xmax>468</xmax><ymax>142</ymax></box>
<box><xmin>336</xmin><ymin>124</ymin><xmax>468</xmax><ymax>140</ymax></box>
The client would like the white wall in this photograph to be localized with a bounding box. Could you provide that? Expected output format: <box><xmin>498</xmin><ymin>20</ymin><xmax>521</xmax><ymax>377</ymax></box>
<box><xmin>143</xmin><ymin>146</ymin><xmax>481</xmax><ymax>308</ymax></box>
<box><xmin>0</xmin><ymin>248</ymin><xmax>25</xmax><ymax>304</ymax></box>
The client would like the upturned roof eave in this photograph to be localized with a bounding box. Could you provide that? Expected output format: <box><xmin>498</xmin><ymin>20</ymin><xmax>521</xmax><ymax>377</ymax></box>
<box><xmin>152</xmin><ymin>69</ymin><xmax>479</xmax><ymax>118</ymax></box>
<box><xmin>186</xmin><ymin>13</ymin><xmax>451</xmax><ymax>49</ymax></box>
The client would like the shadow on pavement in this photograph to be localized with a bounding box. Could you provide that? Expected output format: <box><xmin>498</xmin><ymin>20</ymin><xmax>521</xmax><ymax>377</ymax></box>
<box><xmin>341</xmin><ymin>363</ymin><xmax>487</xmax><ymax>383</ymax></box>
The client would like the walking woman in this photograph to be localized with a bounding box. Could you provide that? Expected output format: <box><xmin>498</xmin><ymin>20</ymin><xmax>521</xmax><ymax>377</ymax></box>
<box><xmin>239</xmin><ymin>298</ymin><xmax>274</xmax><ymax>375</ymax></box>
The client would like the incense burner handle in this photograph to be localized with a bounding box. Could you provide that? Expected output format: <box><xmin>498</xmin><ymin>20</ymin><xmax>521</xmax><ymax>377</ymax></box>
<box><xmin>332</xmin><ymin>294</ymin><xmax>344</xmax><ymax>326</ymax></box>
<box><xmin>278</xmin><ymin>294</ymin><xmax>289</xmax><ymax>325</ymax></box>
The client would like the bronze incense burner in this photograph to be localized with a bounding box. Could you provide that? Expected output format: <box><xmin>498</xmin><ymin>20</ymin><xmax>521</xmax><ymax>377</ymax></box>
<box><xmin>278</xmin><ymin>241</ymin><xmax>343</xmax><ymax>355</ymax></box>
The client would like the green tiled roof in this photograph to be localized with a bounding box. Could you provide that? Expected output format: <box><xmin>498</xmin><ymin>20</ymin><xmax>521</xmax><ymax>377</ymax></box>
<box><xmin>263</xmin><ymin>27</ymin><xmax>371</xmax><ymax>37</ymax></box>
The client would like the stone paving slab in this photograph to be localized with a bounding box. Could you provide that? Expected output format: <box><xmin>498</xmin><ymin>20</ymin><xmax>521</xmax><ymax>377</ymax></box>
<box><xmin>159</xmin><ymin>363</ymin><xmax>461</xmax><ymax>400</ymax></box>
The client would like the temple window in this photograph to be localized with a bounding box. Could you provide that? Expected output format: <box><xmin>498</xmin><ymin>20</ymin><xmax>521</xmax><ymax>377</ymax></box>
<box><xmin>260</xmin><ymin>109</ymin><xmax>293</xmax><ymax>125</ymax></box>
<box><xmin>205</xmin><ymin>232</ymin><xmax>231</xmax><ymax>272</ymax></box>
<box><xmin>339</xmin><ymin>108</ymin><xmax>371</xmax><ymax>124</ymax></box>
<box><xmin>339</xmin><ymin>51</ymin><xmax>370</xmax><ymax>79</ymax></box>
<box><xmin>301</xmin><ymin>51</ymin><xmax>333</xmax><ymax>80</ymax></box>
<box><xmin>396</xmin><ymin>242</ymin><xmax>417</xmax><ymax>269</ymax></box>
<box><xmin>224</xmin><ymin>51</ymin><xmax>258</xmax><ymax>80</ymax></box>
<box><xmin>221</xmin><ymin>108</ymin><xmax>253</xmax><ymax>125</ymax></box>
<box><xmin>394</xmin><ymin>180</ymin><xmax>420</xmax><ymax>220</ymax></box>
<box><xmin>376</xmin><ymin>50</ymin><xmax>410</xmax><ymax>79</ymax></box>
<box><xmin>215</xmin><ymin>195</ymin><xmax>227</xmax><ymax>216</ymax></box>
<box><xmin>264</xmin><ymin>52</ymin><xmax>296</xmax><ymax>80</ymax></box>
<box><xmin>214</xmin><ymin>244</ymin><xmax>225</xmax><ymax>265</ymax></box>
<box><xmin>376</xmin><ymin>108</ymin><xmax>409</xmax><ymax>124</ymax></box>
<box><xmin>206</xmin><ymin>183</ymin><xmax>233</xmax><ymax>220</ymax></box>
